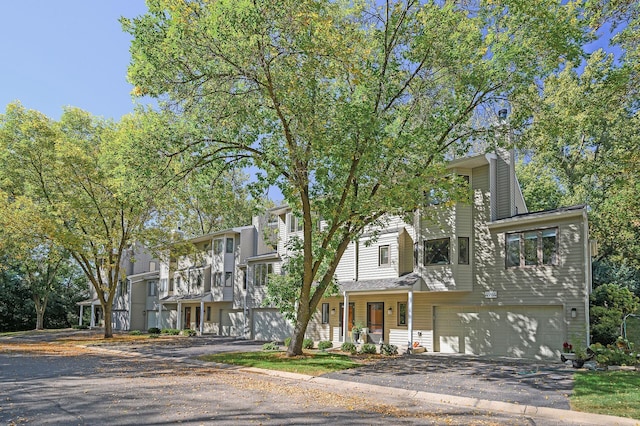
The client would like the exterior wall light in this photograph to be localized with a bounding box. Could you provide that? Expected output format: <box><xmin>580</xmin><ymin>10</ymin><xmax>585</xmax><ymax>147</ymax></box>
<box><xmin>571</xmin><ymin>308</ymin><xmax>577</xmax><ymax>318</ymax></box>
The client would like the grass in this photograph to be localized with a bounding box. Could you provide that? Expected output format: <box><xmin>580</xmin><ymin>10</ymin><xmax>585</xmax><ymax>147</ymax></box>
<box><xmin>198</xmin><ymin>350</ymin><xmax>362</xmax><ymax>376</ymax></box>
<box><xmin>572</xmin><ymin>370</ymin><xmax>640</xmax><ymax>420</ymax></box>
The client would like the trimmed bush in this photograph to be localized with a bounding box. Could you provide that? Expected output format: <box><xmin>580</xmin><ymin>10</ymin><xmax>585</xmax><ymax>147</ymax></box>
<box><xmin>360</xmin><ymin>343</ymin><xmax>377</xmax><ymax>354</ymax></box>
<box><xmin>341</xmin><ymin>342</ymin><xmax>357</xmax><ymax>354</ymax></box>
<box><xmin>72</xmin><ymin>324</ymin><xmax>89</xmax><ymax>330</ymax></box>
<box><xmin>162</xmin><ymin>328</ymin><xmax>180</xmax><ymax>335</ymax></box>
<box><xmin>129</xmin><ymin>330</ymin><xmax>143</xmax><ymax>336</ymax></box>
<box><xmin>147</xmin><ymin>327</ymin><xmax>161</xmax><ymax>334</ymax></box>
<box><xmin>149</xmin><ymin>333</ymin><xmax>159</xmax><ymax>339</ymax></box>
<box><xmin>318</xmin><ymin>341</ymin><xmax>333</xmax><ymax>351</ymax></box>
<box><xmin>262</xmin><ymin>341</ymin><xmax>279</xmax><ymax>351</ymax></box>
<box><xmin>303</xmin><ymin>338</ymin><xmax>314</xmax><ymax>349</ymax></box>
<box><xmin>180</xmin><ymin>329</ymin><xmax>197</xmax><ymax>337</ymax></box>
<box><xmin>380</xmin><ymin>343</ymin><xmax>398</xmax><ymax>356</ymax></box>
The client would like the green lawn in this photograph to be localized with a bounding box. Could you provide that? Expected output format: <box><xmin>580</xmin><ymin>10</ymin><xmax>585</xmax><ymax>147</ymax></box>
<box><xmin>572</xmin><ymin>370</ymin><xmax>640</xmax><ymax>420</ymax></box>
<box><xmin>198</xmin><ymin>350</ymin><xmax>362</xmax><ymax>376</ymax></box>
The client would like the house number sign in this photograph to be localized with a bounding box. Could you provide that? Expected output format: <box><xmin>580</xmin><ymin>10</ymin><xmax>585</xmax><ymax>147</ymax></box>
<box><xmin>484</xmin><ymin>290</ymin><xmax>498</xmax><ymax>299</ymax></box>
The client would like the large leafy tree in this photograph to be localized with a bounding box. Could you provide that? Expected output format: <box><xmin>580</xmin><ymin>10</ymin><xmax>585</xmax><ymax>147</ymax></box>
<box><xmin>124</xmin><ymin>0</ymin><xmax>584</xmax><ymax>355</ymax></box>
<box><xmin>0</xmin><ymin>103</ymin><xmax>192</xmax><ymax>338</ymax></box>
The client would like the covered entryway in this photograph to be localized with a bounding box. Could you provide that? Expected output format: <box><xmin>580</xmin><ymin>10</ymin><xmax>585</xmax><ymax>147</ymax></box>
<box><xmin>252</xmin><ymin>308</ymin><xmax>293</xmax><ymax>342</ymax></box>
<box><xmin>434</xmin><ymin>305</ymin><xmax>564</xmax><ymax>359</ymax></box>
<box><xmin>367</xmin><ymin>302</ymin><xmax>384</xmax><ymax>343</ymax></box>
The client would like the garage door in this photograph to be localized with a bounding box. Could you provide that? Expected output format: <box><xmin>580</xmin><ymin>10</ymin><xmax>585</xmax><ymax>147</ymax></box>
<box><xmin>434</xmin><ymin>305</ymin><xmax>564</xmax><ymax>359</ymax></box>
<box><xmin>252</xmin><ymin>309</ymin><xmax>293</xmax><ymax>342</ymax></box>
<box><xmin>220</xmin><ymin>309</ymin><xmax>245</xmax><ymax>337</ymax></box>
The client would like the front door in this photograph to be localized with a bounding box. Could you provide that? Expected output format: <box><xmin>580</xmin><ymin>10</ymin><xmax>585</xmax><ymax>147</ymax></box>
<box><xmin>195</xmin><ymin>307</ymin><xmax>201</xmax><ymax>330</ymax></box>
<box><xmin>339</xmin><ymin>302</ymin><xmax>355</xmax><ymax>337</ymax></box>
<box><xmin>184</xmin><ymin>307</ymin><xmax>191</xmax><ymax>329</ymax></box>
<box><xmin>367</xmin><ymin>302</ymin><xmax>384</xmax><ymax>343</ymax></box>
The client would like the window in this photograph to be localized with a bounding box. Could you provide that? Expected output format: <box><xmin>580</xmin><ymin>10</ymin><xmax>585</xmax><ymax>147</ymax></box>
<box><xmin>148</xmin><ymin>281</ymin><xmax>157</xmax><ymax>296</ymax></box>
<box><xmin>379</xmin><ymin>245</ymin><xmax>390</xmax><ymax>266</ymax></box>
<box><xmin>397</xmin><ymin>302</ymin><xmax>407</xmax><ymax>326</ymax></box>
<box><xmin>117</xmin><ymin>280</ymin><xmax>128</xmax><ymax>297</ymax></box>
<box><xmin>226</xmin><ymin>237</ymin><xmax>234</xmax><ymax>253</ymax></box>
<box><xmin>321</xmin><ymin>303</ymin><xmax>329</xmax><ymax>324</ymax></box>
<box><xmin>213</xmin><ymin>239</ymin><xmax>224</xmax><ymax>255</ymax></box>
<box><xmin>423</xmin><ymin>238</ymin><xmax>450</xmax><ymax>265</ymax></box>
<box><xmin>206</xmin><ymin>306</ymin><xmax>211</xmax><ymax>321</ymax></box>
<box><xmin>169</xmin><ymin>278</ymin><xmax>174</xmax><ymax>292</ymax></box>
<box><xmin>149</xmin><ymin>261</ymin><xmax>156</xmax><ymax>272</ymax></box>
<box><xmin>175</xmin><ymin>276</ymin><xmax>181</xmax><ymax>290</ymax></box>
<box><xmin>213</xmin><ymin>272</ymin><xmax>223</xmax><ymax>287</ymax></box>
<box><xmin>458</xmin><ymin>237</ymin><xmax>469</xmax><ymax>265</ymax></box>
<box><xmin>288</xmin><ymin>213</ymin><xmax>303</xmax><ymax>233</ymax></box>
<box><xmin>225</xmin><ymin>272</ymin><xmax>233</xmax><ymax>287</ymax></box>
<box><xmin>254</xmin><ymin>263</ymin><xmax>273</xmax><ymax>286</ymax></box>
<box><xmin>506</xmin><ymin>228</ymin><xmax>558</xmax><ymax>267</ymax></box>
<box><xmin>242</xmin><ymin>270</ymin><xmax>247</xmax><ymax>290</ymax></box>
<box><xmin>159</xmin><ymin>278</ymin><xmax>167</xmax><ymax>292</ymax></box>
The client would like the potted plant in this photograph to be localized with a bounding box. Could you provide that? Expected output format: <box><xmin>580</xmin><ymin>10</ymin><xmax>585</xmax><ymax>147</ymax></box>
<box><xmin>560</xmin><ymin>340</ymin><xmax>589</xmax><ymax>368</ymax></box>
<box><xmin>351</xmin><ymin>323</ymin><xmax>363</xmax><ymax>342</ymax></box>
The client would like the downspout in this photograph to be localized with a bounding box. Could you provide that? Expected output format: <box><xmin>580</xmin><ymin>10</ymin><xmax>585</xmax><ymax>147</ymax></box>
<box><xmin>485</xmin><ymin>153</ymin><xmax>498</xmax><ymax>221</ymax></box>
<box><xmin>509</xmin><ymin>149</ymin><xmax>517</xmax><ymax>216</ymax></box>
<box><xmin>407</xmin><ymin>289</ymin><xmax>414</xmax><ymax>352</ymax></box>
<box><xmin>354</xmin><ymin>239</ymin><xmax>359</xmax><ymax>281</ymax></box>
<box><xmin>583</xmin><ymin>209</ymin><xmax>592</xmax><ymax>346</ymax></box>
<box><xmin>127</xmin><ymin>279</ymin><xmax>132</xmax><ymax>331</ymax></box>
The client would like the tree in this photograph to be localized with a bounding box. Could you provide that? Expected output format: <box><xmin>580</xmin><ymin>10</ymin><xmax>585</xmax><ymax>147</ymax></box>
<box><xmin>124</xmin><ymin>0</ymin><xmax>584</xmax><ymax>355</ymax></box>
<box><xmin>590</xmin><ymin>283</ymin><xmax>639</xmax><ymax>344</ymax></box>
<box><xmin>0</xmin><ymin>104</ymin><xmax>192</xmax><ymax>338</ymax></box>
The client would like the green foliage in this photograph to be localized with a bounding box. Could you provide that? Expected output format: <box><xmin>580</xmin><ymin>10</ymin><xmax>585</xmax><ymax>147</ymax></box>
<box><xmin>180</xmin><ymin>329</ymin><xmax>197</xmax><ymax>337</ymax></box>
<box><xmin>284</xmin><ymin>337</ymin><xmax>292</xmax><ymax>348</ymax></box>
<box><xmin>572</xmin><ymin>371</ymin><xmax>640</xmax><ymax>419</ymax></box>
<box><xmin>380</xmin><ymin>343</ymin><xmax>398</xmax><ymax>356</ymax></box>
<box><xmin>72</xmin><ymin>324</ymin><xmax>89</xmax><ymax>330</ymax></box>
<box><xmin>360</xmin><ymin>343</ymin><xmax>377</xmax><ymax>354</ymax></box>
<box><xmin>303</xmin><ymin>338</ymin><xmax>314</xmax><ymax>349</ymax></box>
<box><xmin>129</xmin><ymin>330</ymin><xmax>143</xmax><ymax>336</ymax></box>
<box><xmin>262</xmin><ymin>341</ymin><xmax>279</xmax><ymax>351</ymax></box>
<box><xmin>124</xmin><ymin>0</ymin><xmax>585</xmax><ymax>355</ymax></box>
<box><xmin>162</xmin><ymin>328</ymin><xmax>180</xmax><ymax>335</ymax></box>
<box><xmin>590</xmin><ymin>284</ymin><xmax>640</xmax><ymax>345</ymax></box>
<box><xmin>318</xmin><ymin>341</ymin><xmax>333</xmax><ymax>351</ymax></box>
<box><xmin>341</xmin><ymin>342</ymin><xmax>357</xmax><ymax>354</ymax></box>
<box><xmin>590</xmin><ymin>342</ymin><xmax>639</xmax><ymax>366</ymax></box>
<box><xmin>147</xmin><ymin>327</ymin><xmax>161</xmax><ymax>335</ymax></box>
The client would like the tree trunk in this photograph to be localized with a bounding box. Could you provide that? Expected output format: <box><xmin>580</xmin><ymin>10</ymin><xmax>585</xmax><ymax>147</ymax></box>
<box><xmin>287</xmin><ymin>303</ymin><xmax>312</xmax><ymax>356</ymax></box>
<box><xmin>103</xmin><ymin>303</ymin><xmax>113</xmax><ymax>338</ymax></box>
<box><xmin>35</xmin><ymin>309</ymin><xmax>45</xmax><ymax>330</ymax></box>
<box><xmin>33</xmin><ymin>294</ymin><xmax>48</xmax><ymax>330</ymax></box>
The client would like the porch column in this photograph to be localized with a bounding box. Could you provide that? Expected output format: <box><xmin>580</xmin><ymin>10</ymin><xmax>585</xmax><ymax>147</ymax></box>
<box><xmin>407</xmin><ymin>289</ymin><xmax>414</xmax><ymax>350</ymax></box>
<box><xmin>177</xmin><ymin>301</ymin><xmax>182</xmax><ymax>329</ymax></box>
<box><xmin>342</xmin><ymin>291</ymin><xmax>349</xmax><ymax>343</ymax></box>
<box><xmin>90</xmin><ymin>304</ymin><xmax>96</xmax><ymax>328</ymax></box>
<box><xmin>79</xmin><ymin>305</ymin><xmax>84</xmax><ymax>326</ymax></box>
<box><xmin>158</xmin><ymin>302</ymin><xmax>163</xmax><ymax>330</ymax></box>
<box><xmin>199</xmin><ymin>299</ymin><xmax>204</xmax><ymax>335</ymax></box>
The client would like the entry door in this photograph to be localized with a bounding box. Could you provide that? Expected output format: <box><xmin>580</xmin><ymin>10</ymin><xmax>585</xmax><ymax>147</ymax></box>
<box><xmin>367</xmin><ymin>302</ymin><xmax>384</xmax><ymax>343</ymax></box>
<box><xmin>339</xmin><ymin>302</ymin><xmax>355</xmax><ymax>337</ymax></box>
<box><xmin>195</xmin><ymin>307</ymin><xmax>201</xmax><ymax>330</ymax></box>
<box><xmin>184</xmin><ymin>307</ymin><xmax>191</xmax><ymax>329</ymax></box>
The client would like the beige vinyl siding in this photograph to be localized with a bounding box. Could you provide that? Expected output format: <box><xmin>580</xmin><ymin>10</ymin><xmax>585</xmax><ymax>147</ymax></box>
<box><xmin>398</xmin><ymin>229</ymin><xmax>414</xmax><ymax>275</ymax></box>
<box><xmin>358</xmin><ymin>233</ymin><xmax>400</xmax><ymax>280</ymax></box>
<box><xmin>496</xmin><ymin>154</ymin><xmax>512</xmax><ymax>219</ymax></box>
<box><xmin>334</xmin><ymin>241</ymin><xmax>355</xmax><ymax>282</ymax></box>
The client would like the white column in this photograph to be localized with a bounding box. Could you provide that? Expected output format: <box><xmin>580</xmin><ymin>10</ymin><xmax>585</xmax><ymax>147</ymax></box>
<box><xmin>79</xmin><ymin>305</ymin><xmax>84</xmax><ymax>326</ymax></box>
<box><xmin>342</xmin><ymin>291</ymin><xmax>349</xmax><ymax>343</ymax></box>
<box><xmin>199</xmin><ymin>299</ymin><xmax>205</xmax><ymax>335</ymax></box>
<box><xmin>158</xmin><ymin>302</ymin><xmax>163</xmax><ymax>330</ymax></box>
<box><xmin>177</xmin><ymin>302</ymin><xmax>182</xmax><ymax>329</ymax></box>
<box><xmin>408</xmin><ymin>289</ymin><xmax>414</xmax><ymax>351</ymax></box>
<box><xmin>90</xmin><ymin>304</ymin><xmax>96</xmax><ymax>328</ymax></box>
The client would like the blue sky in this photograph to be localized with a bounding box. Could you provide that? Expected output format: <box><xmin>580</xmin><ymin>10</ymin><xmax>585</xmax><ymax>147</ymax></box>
<box><xmin>0</xmin><ymin>1</ymin><xmax>148</xmax><ymax>120</ymax></box>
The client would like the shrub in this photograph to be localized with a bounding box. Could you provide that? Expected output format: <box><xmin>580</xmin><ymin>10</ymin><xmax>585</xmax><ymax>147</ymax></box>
<box><xmin>318</xmin><ymin>341</ymin><xmax>333</xmax><ymax>351</ymax></box>
<box><xmin>72</xmin><ymin>324</ymin><xmax>89</xmax><ymax>330</ymax></box>
<box><xmin>284</xmin><ymin>337</ymin><xmax>292</xmax><ymax>347</ymax></box>
<box><xmin>591</xmin><ymin>341</ymin><xmax>639</xmax><ymax>366</ymax></box>
<box><xmin>162</xmin><ymin>328</ymin><xmax>180</xmax><ymax>335</ymax></box>
<box><xmin>129</xmin><ymin>330</ymin><xmax>142</xmax><ymax>336</ymax></box>
<box><xmin>303</xmin><ymin>338</ymin><xmax>314</xmax><ymax>349</ymax></box>
<box><xmin>147</xmin><ymin>327</ymin><xmax>161</xmax><ymax>335</ymax></box>
<box><xmin>360</xmin><ymin>343</ymin><xmax>377</xmax><ymax>354</ymax></box>
<box><xmin>341</xmin><ymin>342</ymin><xmax>357</xmax><ymax>354</ymax></box>
<box><xmin>262</xmin><ymin>341</ymin><xmax>279</xmax><ymax>351</ymax></box>
<box><xmin>149</xmin><ymin>333</ymin><xmax>159</xmax><ymax>339</ymax></box>
<box><xmin>180</xmin><ymin>329</ymin><xmax>197</xmax><ymax>337</ymax></box>
<box><xmin>380</xmin><ymin>343</ymin><xmax>398</xmax><ymax>356</ymax></box>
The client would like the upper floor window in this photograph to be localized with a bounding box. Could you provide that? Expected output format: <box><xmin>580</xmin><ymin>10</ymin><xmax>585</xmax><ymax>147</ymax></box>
<box><xmin>169</xmin><ymin>278</ymin><xmax>174</xmax><ymax>292</ymax></box>
<box><xmin>288</xmin><ymin>213</ymin><xmax>303</xmax><ymax>233</ymax></box>
<box><xmin>149</xmin><ymin>261</ymin><xmax>156</xmax><ymax>272</ymax></box>
<box><xmin>148</xmin><ymin>280</ymin><xmax>157</xmax><ymax>296</ymax></box>
<box><xmin>213</xmin><ymin>239</ymin><xmax>224</xmax><ymax>255</ymax></box>
<box><xmin>379</xmin><ymin>245</ymin><xmax>390</xmax><ymax>266</ymax></box>
<box><xmin>506</xmin><ymin>228</ymin><xmax>558</xmax><ymax>268</ymax></box>
<box><xmin>458</xmin><ymin>237</ymin><xmax>469</xmax><ymax>265</ymax></box>
<box><xmin>225</xmin><ymin>272</ymin><xmax>233</xmax><ymax>287</ymax></box>
<box><xmin>213</xmin><ymin>272</ymin><xmax>223</xmax><ymax>287</ymax></box>
<box><xmin>117</xmin><ymin>280</ymin><xmax>129</xmax><ymax>297</ymax></box>
<box><xmin>424</xmin><ymin>238</ymin><xmax>450</xmax><ymax>265</ymax></box>
<box><xmin>226</xmin><ymin>237</ymin><xmax>234</xmax><ymax>253</ymax></box>
<box><xmin>254</xmin><ymin>263</ymin><xmax>273</xmax><ymax>286</ymax></box>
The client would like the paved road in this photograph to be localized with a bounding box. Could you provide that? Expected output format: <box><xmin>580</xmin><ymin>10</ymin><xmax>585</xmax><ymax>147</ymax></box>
<box><xmin>0</xmin><ymin>331</ymin><xmax>636</xmax><ymax>425</ymax></box>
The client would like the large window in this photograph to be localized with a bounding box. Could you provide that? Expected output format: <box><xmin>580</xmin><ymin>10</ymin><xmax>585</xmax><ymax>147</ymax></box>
<box><xmin>254</xmin><ymin>263</ymin><xmax>274</xmax><ymax>286</ymax></box>
<box><xmin>148</xmin><ymin>280</ymin><xmax>157</xmax><ymax>296</ymax></box>
<box><xmin>226</xmin><ymin>237</ymin><xmax>234</xmax><ymax>253</ymax></box>
<box><xmin>288</xmin><ymin>213</ymin><xmax>303</xmax><ymax>233</ymax></box>
<box><xmin>213</xmin><ymin>239</ymin><xmax>224</xmax><ymax>255</ymax></box>
<box><xmin>379</xmin><ymin>245</ymin><xmax>390</xmax><ymax>266</ymax></box>
<box><xmin>506</xmin><ymin>228</ymin><xmax>558</xmax><ymax>267</ymax></box>
<box><xmin>424</xmin><ymin>238</ymin><xmax>450</xmax><ymax>265</ymax></box>
<box><xmin>458</xmin><ymin>237</ymin><xmax>469</xmax><ymax>265</ymax></box>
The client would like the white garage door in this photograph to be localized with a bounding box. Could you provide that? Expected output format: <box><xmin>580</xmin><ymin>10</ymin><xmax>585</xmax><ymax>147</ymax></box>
<box><xmin>252</xmin><ymin>309</ymin><xmax>293</xmax><ymax>342</ymax></box>
<box><xmin>220</xmin><ymin>309</ymin><xmax>245</xmax><ymax>337</ymax></box>
<box><xmin>434</xmin><ymin>305</ymin><xmax>564</xmax><ymax>359</ymax></box>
